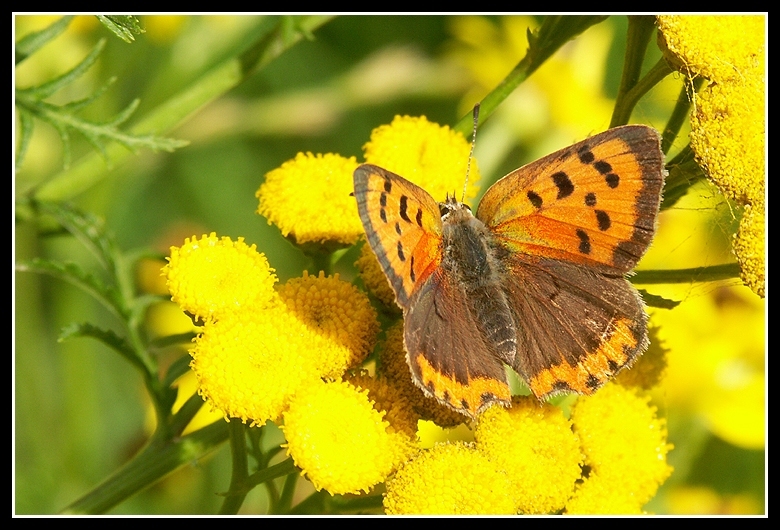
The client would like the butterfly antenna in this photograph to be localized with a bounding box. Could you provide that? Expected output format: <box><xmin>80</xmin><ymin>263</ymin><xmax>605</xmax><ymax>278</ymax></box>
<box><xmin>462</xmin><ymin>103</ymin><xmax>480</xmax><ymax>203</ymax></box>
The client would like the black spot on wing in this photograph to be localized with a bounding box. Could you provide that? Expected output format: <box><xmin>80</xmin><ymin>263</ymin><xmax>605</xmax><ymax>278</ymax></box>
<box><xmin>576</xmin><ymin>229</ymin><xmax>591</xmax><ymax>254</ymax></box>
<box><xmin>595</xmin><ymin>210</ymin><xmax>611</xmax><ymax>231</ymax></box>
<box><xmin>552</xmin><ymin>172</ymin><xmax>574</xmax><ymax>199</ymax></box>
<box><xmin>528</xmin><ymin>190</ymin><xmax>543</xmax><ymax>208</ymax></box>
<box><xmin>399</xmin><ymin>196</ymin><xmax>411</xmax><ymax>222</ymax></box>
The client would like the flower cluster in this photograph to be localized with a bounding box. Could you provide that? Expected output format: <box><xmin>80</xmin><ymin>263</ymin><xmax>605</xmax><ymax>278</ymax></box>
<box><xmin>657</xmin><ymin>15</ymin><xmax>766</xmax><ymax>297</ymax></box>
<box><xmin>165</xmin><ymin>115</ymin><xmax>673</xmax><ymax>512</ymax></box>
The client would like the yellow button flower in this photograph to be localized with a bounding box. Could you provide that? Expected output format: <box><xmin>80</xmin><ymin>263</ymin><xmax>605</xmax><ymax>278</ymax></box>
<box><xmin>164</xmin><ymin>233</ymin><xmax>277</xmax><ymax>322</ymax></box>
<box><xmin>384</xmin><ymin>441</ymin><xmax>516</xmax><ymax>515</ymax></box>
<box><xmin>282</xmin><ymin>378</ymin><xmax>415</xmax><ymax>495</ymax></box>
<box><xmin>475</xmin><ymin>397</ymin><xmax>583</xmax><ymax>514</ymax></box>
<box><xmin>363</xmin><ymin>115</ymin><xmax>481</xmax><ymax>203</ymax></box>
<box><xmin>190</xmin><ymin>309</ymin><xmax>319</xmax><ymax>425</ymax></box>
<box><xmin>278</xmin><ymin>271</ymin><xmax>379</xmax><ymax>379</ymax></box>
<box><xmin>657</xmin><ymin>15</ymin><xmax>766</xmax><ymax>298</ymax></box>
<box><xmin>566</xmin><ymin>383</ymin><xmax>673</xmax><ymax>514</ymax></box>
<box><xmin>256</xmin><ymin>152</ymin><xmax>363</xmax><ymax>248</ymax></box>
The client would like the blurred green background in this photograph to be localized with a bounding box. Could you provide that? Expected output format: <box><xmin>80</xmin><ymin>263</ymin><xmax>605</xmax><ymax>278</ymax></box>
<box><xmin>14</xmin><ymin>15</ymin><xmax>765</xmax><ymax>514</ymax></box>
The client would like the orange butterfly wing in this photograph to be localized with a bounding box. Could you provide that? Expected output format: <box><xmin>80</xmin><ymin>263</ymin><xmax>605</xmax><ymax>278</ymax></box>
<box><xmin>476</xmin><ymin>125</ymin><xmax>665</xmax><ymax>399</ymax></box>
<box><xmin>354</xmin><ymin>165</ymin><xmax>512</xmax><ymax>416</ymax></box>
<box><xmin>353</xmin><ymin>164</ymin><xmax>443</xmax><ymax>307</ymax></box>
<box><xmin>477</xmin><ymin>125</ymin><xmax>665</xmax><ymax>274</ymax></box>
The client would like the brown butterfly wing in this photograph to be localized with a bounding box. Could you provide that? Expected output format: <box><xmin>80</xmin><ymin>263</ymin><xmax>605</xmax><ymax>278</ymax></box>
<box><xmin>476</xmin><ymin>125</ymin><xmax>665</xmax><ymax>275</ymax></box>
<box><xmin>501</xmin><ymin>254</ymin><xmax>648</xmax><ymax>399</ymax></box>
<box><xmin>353</xmin><ymin>164</ymin><xmax>444</xmax><ymax>307</ymax></box>
<box><xmin>403</xmin><ymin>270</ymin><xmax>512</xmax><ymax>418</ymax></box>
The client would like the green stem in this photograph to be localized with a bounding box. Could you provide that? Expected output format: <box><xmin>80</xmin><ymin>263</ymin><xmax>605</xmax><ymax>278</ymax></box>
<box><xmin>62</xmin><ymin>419</ymin><xmax>230</xmax><ymax>514</ymax></box>
<box><xmin>30</xmin><ymin>15</ymin><xmax>334</xmax><ymax>204</ymax></box>
<box><xmin>613</xmin><ymin>60</ymin><xmax>673</xmax><ymax>128</ymax></box>
<box><xmin>633</xmin><ymin>263</ymin><xmax>741</xmax><ymax>284</ymax></box>
<box><xmin>219</xmin><ymin>420</ymin><xmax>249</xmax><ymax>515</ymax></box>
<box><xmin>662</xmin><ymin>76</ymin><xmax>705</xmax><ymax>154</ymax></box>
<box><xmin>610</xmin><ymin>16</ymin><xmax>656</xmax><ymax>127</ymax></box>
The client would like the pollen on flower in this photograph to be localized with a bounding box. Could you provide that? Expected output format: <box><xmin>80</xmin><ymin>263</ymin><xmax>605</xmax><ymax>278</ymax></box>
<box><xmin>475</xmin><ymin>397</ymin><xmax>583</xmax><ymax>514</ymax></box>
<box><xmin>281</xmin><ymin>379</ymin><xmax>412</xmax><ymax>495</ymax></box>
<box><xmin>346</xmin><ymin>370</ymin><xmax>420</xmax><ymax>441</ymax></box>
<box><xmin>383</xmin><ymin>441</ymin><xmax>516</xmax><ymax>515</ymax></box>
<box><xmin>256</xmin><ymin>152</ymin><xmax>363</xmax><ymax>247</ymax></box>
<box><xmin>277</xmin><ymin>271</ymin><xmax>379</xmax><ymax>379</ymax></box>
<box><xmin>363</xmin><ymin>115</ymin><xmax>481</xmax><ymax>203</ymax></box>
<box><xmin>377</xmin><ymin>322</ymin><xmax>466</xmax><ymax>428</ymax></box>
<box><xmin>657</xmin><ymin>16</ymin><xmax>764</xmax><ymax>82</ymax></box>
<box><xmin>732</xmin><ymin>204</ymin><xmax>765</xmax><ymax>298</ymax></box>
<box><xmin>164</xmin><ymin>233</ymin><xmax>278</xmax><ymax>321</ymax></box>
<box><xmin>566</xmin><ymin>383</ymin><xmax>673</xmax><ymax>514</ymax></box>
<box><xmin>615</xmin><ymin>325</ymin><xmax>668</xmax><ymax>391</ymax></box>
<box><xmin>190</xmin><ymin>310</ymin><xmax>319</xmax><ymax>426</ymax></box>
<box><xmin>657</xmin><ymin>15</ymin><xmax>766</xmax><ymax>298</ymax></box>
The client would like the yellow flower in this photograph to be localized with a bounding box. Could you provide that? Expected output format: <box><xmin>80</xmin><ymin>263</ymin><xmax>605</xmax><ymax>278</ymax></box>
<box><xmin>475</xmin><ymin>397</ymin><xmax>582</xmax><ymax>514</ymax></box>
<box><xmin>657</xmin><ymin>15</ymin><xmax>765</xmax><ymax>82</ymax></box>
<box><xmin>345</xmin><ymin>371</ymin><xmax>420</xmax><ymax>441</ymax></box>
<box><xmin>566</xmin><ymin>383</ymin><xmax>673</xmax><ymax>514</ymax></box>
<box><xmin>256</xmin><ymin>152</ymin><xmax>363</xmax><ymax>248</ymax></box>
<box><xmin>278</xmin><ymin>270</ymin><xmax>379</xmax><ymax>379</ymax></box>
<box><xmin>164</xmin><ymin>233</ymin><xmax>277</xmax><ymax>322</ymax></box>
<box><xmin>657</xmin><ymin>15</ymin><xmax>766</xmax><ymax>297</ymax></box>
<box><xmin>383</xmin><ymin>441</ymin><xmax>516</xmax><ymax>515</ymax></box>
<box><xmin>614</xmin><ymin>325</ymin><xmax>668</xmax><ymax>391</ymax></box>
<box><xmin>190</xmin><ymin>309</ymin><xmax>319</xmax><ymax>425</ymax></box>
<box><xmin>363</xmin><ymin>115</ymin><xmax>481</xmax><ymax>203</ymax></box>
<box><xmin>282</xmin><ymin>378</ymin><xmax>414</xmax><ymax>495</ymax></box>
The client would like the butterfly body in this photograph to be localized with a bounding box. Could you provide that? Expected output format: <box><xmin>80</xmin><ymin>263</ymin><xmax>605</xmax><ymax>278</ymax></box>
<box><xmin>353</xmin><ymin>125</ymin><xmax>665</xmax><ymax>419</ymax></box>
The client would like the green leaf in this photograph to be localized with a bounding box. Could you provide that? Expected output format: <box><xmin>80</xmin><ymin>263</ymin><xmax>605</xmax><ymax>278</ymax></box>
<box><xmin>15</xmin><ymin>37</ymin><xmax>188</xmax><ymax>172</ymax></box>
<box><xmin>15</xmin><ymin>108</ymin><xmax>34</xmax><ymax>172</ymax></box>
<box><xmin>59</xmin><ymin>322</ymin><xmax>146</xmax><ymax>371</ymax></box>
<box><xmin>96</xmin><ymin>15</ymin><xmax>145</xmax><ymax>43</ymax></box>
<box><xmin>16</xmin><ymin>258</ymin><xmax>125</xmax><ymax>319</ymax></box>
<box><xmin>62</xmin><ymin>420</ymin><xmax>230</xmax><ymax>514</ymax></box>
<box><xmin>640</xmin><ymin>290</ymin><xmax>681</xmax><ymax>309</ymax></box>
<box><xmin>15</xmin><ymin>15</ymin><xmax>74</xmax><ymax>65</ymax></box>
<box><xmin>17</xmin><ymin>39</ymin><xmax>106</xmax><ymax>100</ymax></box>
<box><xmin>36</xmin><ymin>202</ymin><xmax>118</xmax><ymax>275</ymax></box>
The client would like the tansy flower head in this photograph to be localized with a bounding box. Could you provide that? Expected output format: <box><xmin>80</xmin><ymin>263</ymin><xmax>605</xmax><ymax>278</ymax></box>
<box><xmin>475</xmin><ymin>397</ymin><xmax>582</xmax><ymax>514</ymax></box>
<box><xmin>615</xmin><ymin>325</ymin><xmax>668</xmax><ymax>391</ymax></box>
<box><xmin>277</xmin><ymin>271</ymin><xmax>379</xmax><ymax>379</ymax></box>
<box><xmin>376</xmin><ymin>321</ymin><xmax>466</xmax><ymax>428</ymax></box>
<box><xmin>164</xmin><ymin>233</ymin><xmax>277</xmax><ymax>322</ymax></box>
<box><xmin>383</xmin><ymin>441</ymin><xmax>516</xmax><ymax>515</ymax></box>
<box><xmin>190</xmin><ymin>310</ymin><xmax>319</xmax><ymax>425</ymax></box>
<box><xmin>345</xmin><ymin>371</ymin><xmax>420</xmax><ymax>441</ymax></box>
<box><xmin>363</xmin><ymin>115</ymin><xmax>481</xmax><ymax>203</ymax></box>
<box><xmin>566</xmin><ymin>383</ymin><xmax>673</xmax><ymax>514</ymax></box>
<box><xmin>281</xmin><ymin>378</ymin><xmax>415</xmax><ymax>495</ymax></box>
<box><xmin>657</xmin><ymin>15</ymin><xmax>766</xmax><ymax>297</ymax></box>
<box><xmin>256</xmin><ymin>152</ymin><xmax>363</xmax><ymax>249</ymax></box>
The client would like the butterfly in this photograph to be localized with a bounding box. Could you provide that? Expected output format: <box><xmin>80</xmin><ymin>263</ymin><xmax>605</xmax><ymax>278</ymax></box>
<box><xmin>353</xmin><ymin>125</ymin><xmax>665</xmax><ymax>419</ymax></box>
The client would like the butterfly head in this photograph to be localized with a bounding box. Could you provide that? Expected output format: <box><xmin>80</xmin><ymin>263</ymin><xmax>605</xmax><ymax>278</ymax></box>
<box><xmin>439</xmin><ymin>195</ymin><xmax>472</xmax><ymax>223</ymax></box>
